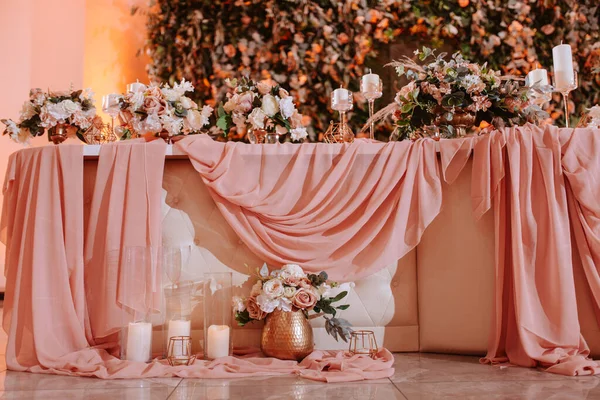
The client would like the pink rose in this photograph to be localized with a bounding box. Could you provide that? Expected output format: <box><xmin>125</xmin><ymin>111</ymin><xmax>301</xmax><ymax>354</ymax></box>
<box><xmin>246</xmin><ymin>296</ymin><xmax>266</xmax><ymax>320</ymax></box>
<box><xmin>292</xmin><ymin>288</ymin><xmax>318</xmax><ymax>310</ymax></box>
<box><xmin>256</xmin><ymin>81</ymin><xmax>273</xmax><ymax>96</ymax></box>
<box><xmin>143</xmin><ymin>95</ymin><xmax>167</xmax><ymax>116</ymax></box>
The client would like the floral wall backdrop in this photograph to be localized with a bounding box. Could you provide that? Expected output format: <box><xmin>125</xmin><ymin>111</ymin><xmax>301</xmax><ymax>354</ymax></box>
<box><xmin>139</xmin><ymin>0</ymin><xmax>600</xmax><ymax>140</ymax></box>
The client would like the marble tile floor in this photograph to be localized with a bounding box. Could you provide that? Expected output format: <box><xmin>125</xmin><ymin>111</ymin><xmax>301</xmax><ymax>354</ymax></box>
<box><xmin>0</xmin><ymin>319</ymin><xmax>599</xmax><ymax>399</ymax></box>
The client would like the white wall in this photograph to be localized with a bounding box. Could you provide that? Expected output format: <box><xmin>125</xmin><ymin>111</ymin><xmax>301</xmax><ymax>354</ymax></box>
<box><xmin>0</xmin><ymin>0</ymin><xmax>148</xmax><ymax>291</ymax></box>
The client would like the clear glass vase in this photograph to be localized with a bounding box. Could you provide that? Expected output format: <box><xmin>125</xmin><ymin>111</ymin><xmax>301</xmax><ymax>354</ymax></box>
<box><xmin>202</xmin><ymin>272</ymin><xmax>233</xmax><ymax>360</ymax></box>
<box><xmin>119</xmin><ymin>247</ymin><xmax>160</xmax><ymax>363</ymax></box>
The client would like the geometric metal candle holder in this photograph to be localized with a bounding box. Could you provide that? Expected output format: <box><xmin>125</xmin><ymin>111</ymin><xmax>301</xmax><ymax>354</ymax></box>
<box><xmin>323</xmin><ymin>121</ymin><xmax>355</xmax><ymax>143</ymax></box>
<box><xmin>348</xmin><ymin>330</ymin><xmax>378</xmax><ymax>359</ymax></box>
<box><xmin>167</xmin><ymin>336</ymin><xmax>196</xmax><ymax>366</ymax></box>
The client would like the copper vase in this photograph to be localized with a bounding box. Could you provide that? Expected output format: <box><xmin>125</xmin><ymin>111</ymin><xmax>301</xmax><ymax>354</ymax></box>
<box><xmin>48</xmin><ymin>123</ymin><xmax>70</xmax><ymax>144</ymax></box>
<box><xmin>434</xmin><ymin>109</ymin><xmax>476</xmax><ymax>137</ymax></box>
<box><xmin>261</xmin><ymin>309</ymin><xmax>314</xmax><ymax>361</ymax></box>
<box><xmin>248</xmin><ymin>129</ymin><xmax>267</xmax><ymax>144</ymax></box>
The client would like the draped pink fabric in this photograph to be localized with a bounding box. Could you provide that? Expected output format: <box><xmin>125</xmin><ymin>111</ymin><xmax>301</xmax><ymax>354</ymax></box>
<box><xmin>0</xmin><ymin>146</ymin><xmax>87</xmax><ymax>371</ymax></box>
<box><xmin>84</xmin><ymin>140</ymin><xmax>167</xmax><ymax>340</ymax></box>
<box><xmin>0</xmin><ymin>141</ymin><xmax>394</xmax><ymax>380</ymax></box>
<box><xmin>175</xmin><ymin>135</ymin><xmax>443</xmax><ymax>281</ymax></box>
<box><xmin>439</xmin><ymin>124</ymin><xmax>600</xmax><ymax>376</ymax></box>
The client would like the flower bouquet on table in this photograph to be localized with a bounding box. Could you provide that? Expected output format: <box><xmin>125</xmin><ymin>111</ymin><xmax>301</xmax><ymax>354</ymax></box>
<box><xmin>234</xmin><ymin>264</ymin><xmax>352</xmax><ymax>360</ymax></box>
<box><xmin>2</xmin><ymin>88</ymin><xmax>99</xmax><ymax>145</ymax></box>
<box><xmin>380</xmin><ymin>47</ymin><xmax>548</xmax><ymax>141</ymax></box>
<box><xmin>216</xmin><ymin>77</ymin><xmax>308</xmax><ymax>143</ymax></box>
<box><xmin>116</xmin><ymin>79</ymin><xmax>213</xmax><ymax>142</ymax></box>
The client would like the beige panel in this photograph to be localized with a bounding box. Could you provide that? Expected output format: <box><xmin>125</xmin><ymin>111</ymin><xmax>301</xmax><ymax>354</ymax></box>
<box><xmin>417</xmin><ymin>159</ymin><xmax>495</xmax><ymax>355</ymax></box>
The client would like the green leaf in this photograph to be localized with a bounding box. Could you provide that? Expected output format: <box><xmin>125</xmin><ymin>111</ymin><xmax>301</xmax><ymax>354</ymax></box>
<box><xmin>401</xmin><ymin>103</ymin><xmax>414</xmax><ymax>113</ymax></box>
<box><xmin>217</xmin><ymin>103</ymin><xmax>226</xmax><ymax>118</ymax></box>
<box><xmin>336</xmin><ymin>304</ymin><xmax>350</xmax><ymax>310</ymax></box>
<box><xmin>216</xmin><ymin>115</ymin><xmax>232</xmax><ymax>132</ymax></box>
<box><xmin>331</xmin><ymin>291</ymin><xmax>348</xmax><ymax>303</ymax></box>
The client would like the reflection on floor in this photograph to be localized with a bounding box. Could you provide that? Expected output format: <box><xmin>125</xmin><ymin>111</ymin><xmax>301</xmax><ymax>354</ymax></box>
<box><xmin>0</xmin><ymin>312</ymin><xmax>598</xmax><ymax>399</ymax></box>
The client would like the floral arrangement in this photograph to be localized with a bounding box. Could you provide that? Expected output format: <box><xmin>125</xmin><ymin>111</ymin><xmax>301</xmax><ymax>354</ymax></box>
<box><xmin>387</xmin><ymin>48</ymin><xmax>547</xmax><ymax>140</ymax></box>
<box><xmin>216</xmin><ymin>78</ymin><xmax>308</xmax><ymax>142</ymax></box>
<box><xmin>2</xmin><ymin>88</ymin><xmax>98</xmax><ymax>144</ymax></box>
<box><xmin>118</xmin><ymin>79</ymin><xmax>213</xmax><ymax>139</ymax></box>
<box><xmin>139</xmin><ymin>0</ymin><xmax>600</xmax><ymax>140</ymax></box>
<box><xmin>233</xmin><ymin>264</ymin><xmax>352</xmax><ymax>341</ymax></box>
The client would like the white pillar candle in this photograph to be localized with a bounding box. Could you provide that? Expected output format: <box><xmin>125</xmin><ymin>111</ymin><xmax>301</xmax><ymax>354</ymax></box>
<box><xmin>126</xmin><ymin>322</ymin><xmax>152</xmax><ymax>362</ymax></box>
<box><xmin>552</xmin><ymin>44</ymin><xmax>575</xmax><ymax>90</ymax></box>
<box><xmin>526</xmin><ymin>68</ymin><xmax>548</xmax><ymax>87</ymax></box>
<box><xmin>167</xmin><ymin>319</ymin><xmax>192</xmax><ymax>356</ymax></box>
<box><xmin>127</xmin><ymin>81</ymin><xmax>147</xmax><ymax>93</ymax></box>
<box><xmin>206</xmin><ymin>325</ymin><xmax>230</xmax><ymax>359</ymax></box>
<box><xmin>361</xmin><ymin>72</ymin><xmax>380</xmax><ymax>92</ymax></box>
<box><xmin>333</xmin><ymin>88</ymin><xmax>350</xmax><ymax>106</ymax></box>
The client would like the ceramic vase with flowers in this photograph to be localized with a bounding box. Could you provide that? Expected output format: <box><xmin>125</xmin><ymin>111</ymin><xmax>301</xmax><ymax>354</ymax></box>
<box><xmin>234</xmin><ymin>264</ymin><xmax>352</xmax><ymax>361</ymax></box>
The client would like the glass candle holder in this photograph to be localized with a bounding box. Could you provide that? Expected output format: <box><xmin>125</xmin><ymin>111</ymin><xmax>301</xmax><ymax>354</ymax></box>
<box><xmin>119</xmin><ymin>247</ymin><xmax>160</xmax><ymax>363</ymax></box>
<box><xmin>360</xmin><ymin>78</ymin><xmax>383</xmax><ymax>140</ymax></box>
<box><xmin>203</xmin><ymin>272</ymin><xmax>233</xmax><ymax>360</ymax></box>
<box><xmin>552</xmin><ymin>69</ymin><xmax>578</xmax><ymax>128</ymax></box>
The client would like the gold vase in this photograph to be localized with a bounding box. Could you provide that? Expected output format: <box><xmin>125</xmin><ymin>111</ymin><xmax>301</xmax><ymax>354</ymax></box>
<box><xmin>48</xmin><ymin>123</ymin><xmax>70</xmax><ymax>144</ymax></box>
<box><xmin>248</xmin><ymin>129</ymin><xmax>267</xmax><ymax>144</ymax></box>
<box><xmin>261</xmin><ymin>309</ymin><xmax>314</xmax><ymax>361</ymax></box>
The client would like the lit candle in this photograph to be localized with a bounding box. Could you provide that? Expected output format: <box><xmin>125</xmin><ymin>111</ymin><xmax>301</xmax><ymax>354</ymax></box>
<box><xmin>167</xmin><ymin>319</ymin><xmax>191</xmax><ymax>356</ymax></box>
<box><xmin>552</xmin><ymin>43</ymin><xmax>575</xmax><ymax>90</ymax></box>
<box><xmin>126</xmin><ymin>322</ymin><xmax>152</xmax><ymax>362</ymax></box>
<box><xmin>361</xmin><ymin>70</ymin><xmax>380</xmax><ymax>93</ymax></box>
<box><xmin>127</xmin><ymin>80</ymin><xmax>147</xmax><ymax>93</ymax></box>
<box><xmin>526</xmin><ymin>66</ymin><xmax>548</xmax><ymax>87</ymax></box>
<box><xmin>206</xmin><ymin>325</ymin><xmax>230</xmax><ymax>359</ymax></box>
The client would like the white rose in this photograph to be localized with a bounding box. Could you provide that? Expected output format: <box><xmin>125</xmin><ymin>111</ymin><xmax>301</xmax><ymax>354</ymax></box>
<box><xmin>61</xmin><ymin>100</ymin><xmax>80</xmax><ymax>115</ymax></box>
<box><xmin>279</xmin><ymin>96</ymin><xmax>295</xmax><ymax>119</ymax></box>
<box><xmin>281</xmin><ymin>264</ymin><xmax>305</xmax><ymax>279</ymax></box>
<box><xmin>290</xmin><ymin>127</ymin><xmax>308</xmax><ymax>142</ymax></box>
<box><xmin>45</xmin><ymin>103</ymin><xmax>70</xmax><ymax>121</ymax></box>
<box><xmin>256</xmin><ymin>294</ymin><xmax>279</xmax><ymax>313</ymax></box>
<box><xmin>261</xmin><ymin>94</ymin><xmax>280</xmax><ymax>117</ymax></box>
<box><xmin>20</xmin><ymin>102</ymin><xmax>37</xmax><ymax>121</ymax></box>
<box><xmin>283</xmin><ymin>286</ymin><xmax>297</xmax><ymax>298</ymax></box>
<box><xmin>247</xmin><ymin>107</ymin><xmax>266</xmax><ymax>129</ymax></box>
<box><xmin>232</xmin><ymin>296</ymin><xmax>246</xmax><ymax>313</ymax></box>
<box><xmin>262</xmin><ymin>279</ymin><xmax>284</xmax><ymax>299</ymax></box>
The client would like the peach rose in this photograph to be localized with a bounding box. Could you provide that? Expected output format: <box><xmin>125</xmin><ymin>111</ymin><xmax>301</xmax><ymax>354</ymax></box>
<box><xmin>292</xmin><ymin>288</ymin><xmax>318</xmax><ymax>310</ymax></box>
<box><xmin>143</xmin><ymin>95</ymin><xmax>167</xmax><ymax>116</ymax></box>
<box><xmin>246</xmin><ymin>296</ymin><xmax>266</xmax><ymax>320</ymax></box>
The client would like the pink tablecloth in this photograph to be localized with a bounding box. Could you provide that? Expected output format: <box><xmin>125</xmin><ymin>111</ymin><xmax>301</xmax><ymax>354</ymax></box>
<box><xmin>2</xmin><ymin>124</ymin><xmax>600</xmax><ymax>377</ymax></box>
